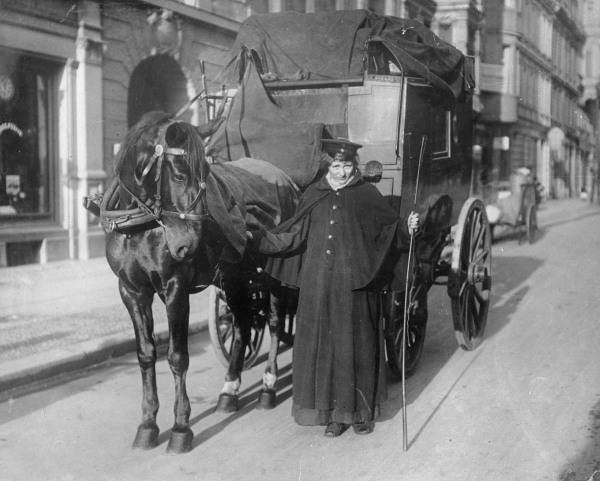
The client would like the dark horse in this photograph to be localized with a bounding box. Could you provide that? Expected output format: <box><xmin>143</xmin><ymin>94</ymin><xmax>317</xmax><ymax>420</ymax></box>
<box><xmin>101</xmin><ymin>111</ymin><xmax>298</xmax><ymax>453</ymax></box>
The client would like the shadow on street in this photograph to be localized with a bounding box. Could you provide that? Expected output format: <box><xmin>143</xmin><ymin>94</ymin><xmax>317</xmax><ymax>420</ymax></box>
<box><xmin>380</xmin><ymin>255</ymin><xmax>544</xmax><ymax>445</ymax></box>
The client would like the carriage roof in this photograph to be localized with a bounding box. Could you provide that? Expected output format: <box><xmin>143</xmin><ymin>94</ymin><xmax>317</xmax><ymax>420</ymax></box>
<box><xmin>207</xmin><ymin>10</ymin><xmax>474</xmax><ymax>189</ymax></box>
<box><xmin>219</xmin><ymin>10</ymin><xmax>473</xmax><ymax>98</ymax></box>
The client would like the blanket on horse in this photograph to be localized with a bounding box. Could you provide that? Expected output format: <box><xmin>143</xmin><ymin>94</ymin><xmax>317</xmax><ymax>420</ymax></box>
<box><xmin>205</xmin><ymin>157</ymin><xmax>300</xmax><ymax>263</ymax></box>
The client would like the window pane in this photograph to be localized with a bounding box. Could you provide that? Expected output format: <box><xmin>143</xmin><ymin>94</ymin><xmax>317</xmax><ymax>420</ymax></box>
<box><xmin>0</xmin><ymin>49</ymin><xmax>58</xmax><ymax>220</ymax></box>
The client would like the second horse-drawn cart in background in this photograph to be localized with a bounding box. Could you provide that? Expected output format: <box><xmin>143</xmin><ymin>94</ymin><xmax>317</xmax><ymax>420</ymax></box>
<box><xmin>203</xmin><ymin>10</ymin><xmax>492</xmax><ymax>377</ymax></box>
<box><xmin>483</xmin><ymin>167</ymin><xmax>539</xmax><ymax>244</ymax></box>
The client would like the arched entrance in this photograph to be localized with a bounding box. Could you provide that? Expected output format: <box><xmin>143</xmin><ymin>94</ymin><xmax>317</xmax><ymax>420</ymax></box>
<box><xmin>127</xmin><ymin>54</ymin><xmax>188</xmax><ymax>127</ymax></box>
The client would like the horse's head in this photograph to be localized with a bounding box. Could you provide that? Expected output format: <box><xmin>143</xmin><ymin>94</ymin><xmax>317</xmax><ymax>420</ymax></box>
<box><xmin>157</xmin><ymin>121</ymin><xmax>210</xmax><ymax>260</ymax></box>
<box><xmin>115</xmin><ymin>112</ymin><xmax>209</xmax><ymax>261</ymax></box>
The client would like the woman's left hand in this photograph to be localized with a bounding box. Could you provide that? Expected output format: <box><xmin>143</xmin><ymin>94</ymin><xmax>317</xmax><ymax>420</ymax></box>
<box><xmin>407</xmin><ymin>211</ymin><xmax>420</xmax><ymax>235</ymax></box>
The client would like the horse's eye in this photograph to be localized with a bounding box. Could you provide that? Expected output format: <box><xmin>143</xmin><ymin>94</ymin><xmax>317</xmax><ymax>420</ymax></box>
<box><xmin>168</xmin><ymin>156</ymin><xmax>190</xmax><ymax>182</ymax></box>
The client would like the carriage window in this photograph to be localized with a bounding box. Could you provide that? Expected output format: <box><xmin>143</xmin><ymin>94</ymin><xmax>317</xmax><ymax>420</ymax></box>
<box><xmin>405</xmin><ymin>82</ymin><xmax>452</xmax><ymax>160</ymax></box>
<box><xmin>367</xmin><ymin>43</ymin><xmax>402</xmax><ymax>76</ymax></box>
<box><xmin>430</xmin><ymin>109</ymin><xmax>451</xmax><ymax>159</ymax></box>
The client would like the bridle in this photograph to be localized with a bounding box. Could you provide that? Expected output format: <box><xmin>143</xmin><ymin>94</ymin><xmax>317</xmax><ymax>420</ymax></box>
<box><xmin>117</xmin><ymin>120</ymin><xmax>211</xmax><ymax>228</ymax></box>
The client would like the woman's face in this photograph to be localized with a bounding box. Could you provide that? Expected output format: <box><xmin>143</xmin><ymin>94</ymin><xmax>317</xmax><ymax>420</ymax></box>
<box><xmin>328</xmin><ymin>157</ymin><xmax>355</xmax><ymax>182</ymax></box>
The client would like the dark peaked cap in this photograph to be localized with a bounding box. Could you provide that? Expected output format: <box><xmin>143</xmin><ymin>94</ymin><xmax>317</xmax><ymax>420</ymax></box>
<box><xmin>321</xmin><ymin>138</ymin><xmax>362</xmax><ymax>161</ymax></box>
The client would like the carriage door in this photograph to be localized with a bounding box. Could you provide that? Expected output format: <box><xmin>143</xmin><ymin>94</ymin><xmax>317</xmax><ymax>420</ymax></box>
<box><xmin>399</xmin><ymin>80</ymin><xmax>454</xmax><ymax>223</ymax></box>
<box><xmin>347</xmin><ymin>75</ymin><xmax>403</xmax><ymax>203</ymax></box>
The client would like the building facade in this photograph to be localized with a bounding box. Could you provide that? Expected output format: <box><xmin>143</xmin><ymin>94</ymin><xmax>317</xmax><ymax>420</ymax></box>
<box><xmin>1</xmin><ymin>0</ymin><xmax>596</xmax><ymax>266</ymax></box>
<box><xmin>478</xmin><ymin>0</ymin><xmax>593</xmax><ymax>199</ymax></box>
<box><xmin>581</xmin><ymin>0</ymin><xmax>600</xmax><ymax>200</ymax></box>
<box><xmin>0</xmin><ymin>0</ymin><xmax>245</xmax><ymax>266</ymax></box>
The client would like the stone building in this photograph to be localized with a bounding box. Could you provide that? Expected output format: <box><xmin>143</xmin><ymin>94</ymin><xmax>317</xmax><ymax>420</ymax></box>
<box><xmin>1</xmin><ymin>0</ymin><xmax>596</xmax><ymax>266</ymax></box>
<box><xmin>0</xmin><ymin>0</ymin><xmax>246</xmax><ymax>265</ymax></box>
<box><xmin>581</xmin><ymin>0</ymin><xmax>600</xmax><ymax>200</ymax></box>
<box><xmin>478</xmin><ymin>0</ymin><xmax>593</xmax><ymax>199</ymax></box>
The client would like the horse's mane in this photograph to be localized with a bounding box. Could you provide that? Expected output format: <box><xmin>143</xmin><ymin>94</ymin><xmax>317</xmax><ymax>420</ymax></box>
<box><xmin>114</xmin><ymin>111</ymin><xmax>172</xmax><ymax>175</ymax></box>
<box><xmin>165</xmin><ymin>121</ymin><xmax>208</xmax><ymax>180</ymax></box>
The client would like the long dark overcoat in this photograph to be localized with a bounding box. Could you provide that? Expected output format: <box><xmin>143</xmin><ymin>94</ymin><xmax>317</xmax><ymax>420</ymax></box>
<box><xmin>256</xmin><ymin>173</ymin><xmax>410</xmax><ymax>425</ymax></box>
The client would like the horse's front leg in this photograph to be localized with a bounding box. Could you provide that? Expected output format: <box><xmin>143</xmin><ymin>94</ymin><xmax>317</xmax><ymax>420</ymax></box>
<box><xmin>164</xmin><ymin>277</ymin><xmax>193</xmax><ymax>453</ymax></box>
<box><xmin>119</xmin><ymin>280</ymin><xmax>160</xmax><ymax>449</ymax></box>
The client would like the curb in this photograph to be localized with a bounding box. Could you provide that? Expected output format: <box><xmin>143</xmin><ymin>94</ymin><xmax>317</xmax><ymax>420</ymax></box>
<box><xmin>0</xmin><ymin>319</ymin><xmax>208</xmax><ymax>396</ymax></box>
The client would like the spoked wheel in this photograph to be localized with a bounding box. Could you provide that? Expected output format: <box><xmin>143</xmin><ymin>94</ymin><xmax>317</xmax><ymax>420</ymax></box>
<box><xmin>384</xmin><ymin>286</ymin><xmax>428</xmax><ymax>379</ymax></box>
<box><xmin>207</xmin><ymin>285</ymin><xmax>265</xmax><ymax>369</ymax></box>
<box><xmin>448</xmin><ymin>197</ymin><xmax>492</xmax><ymax>350</ymax></box>
<box><xmin>525</xmin><ymin>204</ymin><xmax>538</xmax><ymax>244</ymax></box>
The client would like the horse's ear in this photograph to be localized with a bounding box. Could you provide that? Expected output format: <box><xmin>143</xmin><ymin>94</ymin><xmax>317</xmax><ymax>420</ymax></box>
<box><xmin>165</xmin><ymin>122</ymin><xmax>187</xmax><ymax>148</ymax></box>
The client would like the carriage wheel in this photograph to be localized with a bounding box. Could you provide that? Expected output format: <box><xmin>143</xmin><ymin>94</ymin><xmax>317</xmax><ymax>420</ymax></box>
<box><xmin>385</xmin><ymin>286</ymin><xmax>427</xmax><ymax>380</ymax></box>
<box><xmin>448</xmin><ymin>197</ymin><xmax>492</xmax><ymax>350</ymax></box>
<box><xmin>525</xmin><ymin>204</ymin><xmax>538</xmax><ymax>244</ymax></box>
<box><xmin>207</xmin><ymin>285</ymin><xmax>265</xmax><ymax>370</ymax></box>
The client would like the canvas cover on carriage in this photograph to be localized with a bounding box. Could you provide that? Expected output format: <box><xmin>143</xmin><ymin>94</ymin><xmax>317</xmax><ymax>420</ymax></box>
<box><xmin>206</xmin><ymin>9</ymin><xmax>473</xmax><ymax>189</ymax></box>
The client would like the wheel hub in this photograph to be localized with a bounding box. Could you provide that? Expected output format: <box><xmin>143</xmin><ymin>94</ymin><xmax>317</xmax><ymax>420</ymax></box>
<box><xmin>468</xmin><ymin>263</ymin><xmax>488</xmax><ymax>284</ymax></box>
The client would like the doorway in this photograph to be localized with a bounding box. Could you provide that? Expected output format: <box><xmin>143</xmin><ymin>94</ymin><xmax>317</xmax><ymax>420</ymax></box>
<box><xmin>127</xmin><ymin>54</ymin><xmax>188</xmax><ymax>127</ymax></box>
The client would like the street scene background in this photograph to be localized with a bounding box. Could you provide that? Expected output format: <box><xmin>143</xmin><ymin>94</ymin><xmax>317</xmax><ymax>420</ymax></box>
<box><xmin>1</xmin><ymin>197</ymin><xmax>599</xmax><ymax>481</ymax></box>
<box><xmin>2</xmin><ymin>1</ymin><xmax>600</xmax><ymax>481</ymax></box>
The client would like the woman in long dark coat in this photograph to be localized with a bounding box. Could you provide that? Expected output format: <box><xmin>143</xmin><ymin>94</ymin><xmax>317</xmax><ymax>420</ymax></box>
<box><xmin>251</xmin><ymin>139</ymin><xmax>419</xmax><ymax>437</ymax></box>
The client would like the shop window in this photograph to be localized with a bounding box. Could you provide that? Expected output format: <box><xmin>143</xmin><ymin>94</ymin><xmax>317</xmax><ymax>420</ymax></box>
<box><xmin>0</xmin><ymin>48</ymin><xmax>59</xmax><ymax>221</ymax></box>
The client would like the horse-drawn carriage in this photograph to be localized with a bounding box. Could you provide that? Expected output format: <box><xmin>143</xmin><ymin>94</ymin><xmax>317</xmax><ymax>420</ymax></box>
<box><xmin>482</xmin><ymin>167</ymin><xmax>538</xmax><ymax>244</ymax></box>
<box><xmin>203</xmin><ymin>10</ymin><xmax>491</xmax><ymax>375</ymax></box>
<box><xmin>84</xmin><ymin>10</ymin><xmax>491</xmax><ymax>453</ymax></box>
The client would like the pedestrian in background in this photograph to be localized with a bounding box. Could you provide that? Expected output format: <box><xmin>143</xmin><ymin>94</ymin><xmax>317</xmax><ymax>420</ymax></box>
<box><xmin>249</xmin><ymin>138</ymin><xmax>419</xmax><ymax>437</ymax></box>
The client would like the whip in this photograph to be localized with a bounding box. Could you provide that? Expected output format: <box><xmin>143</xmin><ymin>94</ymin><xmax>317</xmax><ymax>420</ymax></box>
<box><xmin>401</xmin><ymin>134</ymin><xmax>427</xmax><ymax>451</ymax></box>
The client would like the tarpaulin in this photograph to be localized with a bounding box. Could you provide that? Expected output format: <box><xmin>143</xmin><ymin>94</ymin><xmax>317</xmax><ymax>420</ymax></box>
<box><xmin>207</xmin><ymin>10</ymin><xmax>473</xmax><ymax>189</ymax></box>
<box><xmin>206</xmin><ymin>64</ymin><xmax>328</xmax><ymax>189</ymax></box>
<box><xmin>218</xmin><ymin>10</ymin><xmax>470</xmax><ymax>97</ymax></box>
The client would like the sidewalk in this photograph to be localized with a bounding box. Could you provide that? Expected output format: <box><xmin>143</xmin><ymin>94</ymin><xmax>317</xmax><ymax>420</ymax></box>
<box><xmin>0</xmin><ymin>255</ymin><xmax>209</xmax><ymax>395</ymax></box>
<box><xmin>0</xmin><ymin>197</ymin><xmax>597</xmax><ymax>397</ymax></box>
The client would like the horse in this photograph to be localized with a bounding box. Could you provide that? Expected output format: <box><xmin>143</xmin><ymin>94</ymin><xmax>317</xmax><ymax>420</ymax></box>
<box><xmin>100</xmin><ymin>111</ymin><xmax>298</xmax><ymax>453</ymax></box>
<box><xmin>151</xmin><ymin>119</ymin><xmax>300</xmax><ymax>408</ymax></box>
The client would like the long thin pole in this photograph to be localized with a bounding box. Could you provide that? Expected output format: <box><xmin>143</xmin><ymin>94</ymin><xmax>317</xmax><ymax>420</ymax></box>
<box><xmin>401</xmin><ymin>135</ymin><xmax>427</xmax><ymax>452</ymax></box>
<box><xmin>200</xmin><ymin>60</ymin><xmax>210</xmax><ymax>123</ymax></box>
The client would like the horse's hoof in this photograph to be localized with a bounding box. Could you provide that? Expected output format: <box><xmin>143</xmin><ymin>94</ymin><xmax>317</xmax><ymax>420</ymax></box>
<box><xmin>132</xmin><ymin>422</ymin><xmax>159</xmax><ymax>450</ymax></box>
<box><xmin>166</xmin><ymin>427</ymin><xmax>193</xmax><ymax>454</ymax></box>
<box><xmin>257</xmin><ymin>389</ymin><xmax>277</xmax><ymax>409</ymax></box>
<box><xmin>216</xmin><ymin>392</ymin><xmax>239</xmax><ymax>412</ymax></box>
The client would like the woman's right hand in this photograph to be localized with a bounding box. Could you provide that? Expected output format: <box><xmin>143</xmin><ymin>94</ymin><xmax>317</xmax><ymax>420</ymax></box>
<box><xmin>407</xmin><ymin>211</ymin><xmax>420</xmax><ymax>235</ymax></box>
